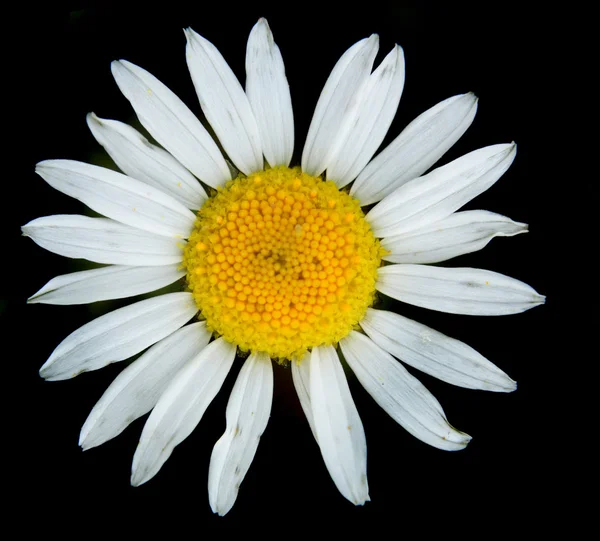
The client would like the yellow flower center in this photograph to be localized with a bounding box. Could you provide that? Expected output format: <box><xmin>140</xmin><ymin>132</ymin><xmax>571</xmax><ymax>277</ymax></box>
<box><xmin>183</xmin><ymin>166</ymin><xmax>383</xmax><ymax>361</ymax></box>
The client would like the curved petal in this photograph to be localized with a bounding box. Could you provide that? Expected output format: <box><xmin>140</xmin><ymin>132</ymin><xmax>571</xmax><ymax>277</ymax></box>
<box><xmin>381</xmin><ymin>210</ymin><xmax>528</xmax><ymax>264</ymax></box>
<box><xmin>290</xmin><ymin>353</ymin><xmax>317</xmax><ymax>441</ymax></box>
<box><xmin>301</xmin><ymin>35</ymin><xmax>379</xmax><ymax>177</ymax></box>
<box><xmin>28</xmin><ymin>264</ymin><xmax>185</xmax><ymax>305</ymax></box>
<box><xmin>111</xmin><ymin>59</ymin><xmax>231</xmax><ymax>189</ymax></box>
<box><xmin>36</xmin><ymin>160</ymin><xmax>196</xmax><ymax>239</ymax></box>
<box><xmin>131</xmin><ymin>337</ymin><xmax>237</xmax><ymax>486</ymax></box>
<box><xmin>22</xmin><ymin>215</ymin><xmax>184</xmax><ymax>266</ymax></box>
<box><xmin>39</xmin><ymin>292</ymin><xmax>198</xmax><ymax>381</ymax></box>
<box><xmin>87</xmin><ymin>113</ymin><xmax>207</xmax><ymax>210</ymax></box>
<box><xmin>340</xmin><ymin>331</ymin><xmax>471</xmax><ymax>451</ymax></box>
<box><xmin>208</xmin><ymin>351</ymin><xmax>273</xmax><ymax>516</ymax></box>
<box><xmin>377</xmin><ymin>264</ymin><xmax>546</xmax><ymax>315</ymax></box>
<box><xmin>367</xmin><ymin>143</ymin><xmax>517</xmax><ymax>238</ymax></box>
<box><xmin>79</xmin><ymin>321</ymin><xmax>212</xmax><ymax>450</ymax></box>
<box><xmin>326</xmin><ymin>45</ymin><xmax>405</xmax><ymax>188</ymax></box>
<box><xmin>351</xmin><ymin>93</ymin><xmax>478</xmax><ymax>205</ymax></box>
<box><xmin>310</xmin><ymin>345</ymin><xmax>369</xmax><ymax>505</ymax></box>
<box><xmin>361</xmin><ymin>309</ymin><xmax>516</xmax><ymax>391</ymax></box>
<box><xmin>185</xmin><ymin>28</ymin><xmax>263</xmax><ymax>175</ymax></box>
<box><xmin>245</xmin><ymin>18</ymin><xmax>294</xmax><ymax>167</ymax></box>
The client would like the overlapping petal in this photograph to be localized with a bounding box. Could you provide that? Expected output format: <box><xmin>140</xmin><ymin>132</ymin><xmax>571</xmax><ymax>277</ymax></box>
<box><xmin>80</xmin><ymin>321</ymin><xmax>212</xmax><ymax>450</ymax></box>
<box><xmin>87</xmin><ymin>113</ymin><xmax>207</xmax><ymax>209</ymax></box>
<box><xmin>351</xmin><ymin>93</ymin><xmax>478</xmax><ymax>205</ymax></box>
<box><xmin>131</xmin><ymin>337</ymin><xmax>236</xmax><ymax>486</ymax></box>
<box><xmin>36</xmin><ymin>160</ymin><xmax>196</xmax><ymax>238</ymax></box>
<box><xmin>39</xmin><ymin>292</ymin><xmax>198</xmax><ymax>381</ymax></box>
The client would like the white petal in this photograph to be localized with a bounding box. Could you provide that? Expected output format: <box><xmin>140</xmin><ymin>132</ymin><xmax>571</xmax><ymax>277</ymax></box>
<box><xmin>377</xmin><ymin>264</ymin><xmax>545</xmax><ymax>315</ymax></box>
<box><xmin>326</xmin><ymin>45</ymin><xmax>405</xmax><ymax>188</ymax></box>
<box><xmin>185</xmin><ymin>28</ymin><xmax>263</xmax><ymax>175</ymax></box>
<box><xmin>36</xmin><ymin>160</ymin><xmax>196</xmax><ymax>238</ymax></box>
<box><xmin>22</xmin><ymin>215</ymin><xmax>184</xmax><ymax>266</ymax></box>
<box><xmin>367</xmin><ymin>143</ymin><xmax>517</xmax><ymax>238</ymax></box>
<box><xmin>131</xmin><ymin>337</ymin><xmax>236</xmax><ymax>486</ymax></box>
<box><xmin>245</xmin><ymin>18</ymin><xmax>294</xmax><ymax>167</ymax></box>
<box><xmin>301</xmin><ymin>35</ymin><xmax>379</xmax><ymax>177</ymax></box>
<box><xmin>340</xmin><ymin>331</ymin><xmax>471</xmax><ymax>451</ymax></box>
<box><xmin>351</xmin><ymin>93</ymin><xmax>478</xmax><ymax>205</ymax></box>
<box><xmin>382</xmin><ymin>210</ymin><xmax>528</xmax><ymax>264</ymax></box>
<box><xmin>28</xmin><ymin>264</ymin><xmax>185</xmax><ymax>305</ymax></box>
<box><xmin>111</xmin><ymin>59</ymin><xmax>231</xmax><ymax>189</ymax></box>
<box><xmin>361</xmin><ymin>309</ymin><xmax>516</xmax><ymax>391</ymax></box>
<box><xmin>290</xmin><ymin>353</ymin><xmax>318</xmax><ymax>441</ymax></box>
<box><xmin>208</xmin><ymin>352</ymin><xmax>273</xmax><ymax>516</ymax></box>
<box><xmin>80</xmin><ymin>321</ymin><xmax>212</xmax><ymax>450</ymax></box>
<box><xmin>39</xmin><ymin>292</ymin><xmax>198</xmax><ymax>381</ymax></box>
<box><xmin>87</xmin><ymin>113</ymin><xmax>207</xmax><ymax>210</ymax></box>
<box><xmin>309</xmin><ymin>345</ymin><xmax>369</xmax><ymax>505</ymax></box>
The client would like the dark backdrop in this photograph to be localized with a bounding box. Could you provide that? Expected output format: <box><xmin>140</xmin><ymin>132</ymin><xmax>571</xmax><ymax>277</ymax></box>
<box><xmin>6</xmin><ymin>1</ymin><xmax>573</xmax><ymax>535</ymax></box>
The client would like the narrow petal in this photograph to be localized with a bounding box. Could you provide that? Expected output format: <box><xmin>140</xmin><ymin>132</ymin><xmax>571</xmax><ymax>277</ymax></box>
<box><xmin>340</xmin><ymin>331</ymin><xmax>471</xmax><ymax>450</ymax></box>
<box><xmin>290</xmin><ymin>353</ymin><xmax>318</xmax><ymax>441</ymax></box>
<box><xmin>39</xmin><ymin>292</ymin><xmax>198</xmax><ymax>381</ymax></box>
<box><xmin>80</xmin><ymin>322</ymin><xmax>212</xmax><ymax>450</ymax></box>
<box><xmin>28</xmin><ymin>264</ymin><xmax>185</xmax><ymax>305</ymax></box>
<box><xmin>351</xmin><ymin>93</ymin><xmax>478</xmax><ymax>205</ymax></box>
<box><xmin>377</xmin><ymin>264</ymin><xmax>545</xmax><ymax>315</ymax></box>
<box><xmin>208</xmin><ymin>352</ymin><xmax>273</xmax><ymax>516</ymax></box>
<box><xmin>111</xmin><ymin>59</ymin><xmax>231</xmax><ymax>188</ymax></box>
<box><xmin>301</xmin><ymin>35</ymin><xmax>379</xmax><ymax>177</ymax></box>
<box><xmin>361</xmin><ymin>309</ymin><xmax>516</xmax><ymax>391</ymax></box>
<box><xmin>185</xmin><ymin>28</ymin><xmax>263</xmax><ymax>175</ymax></box>
<box><xmin>131</xmin><ymin>337</ymin><xmax>237</xmax><ymax>486</ymax></box>
<box><xmin>36</xmin><ymin>160</ymin><xmax>196</xmax><ymax>239</ymax></box>
<box><xmin>22</xmin><ymin>215</ymin><xmax>183</xmax><ymax>266</ymax></box>
<box><xmin>382</xmin><ymin>210</ymin><xmax>528</xmax><ymax>264</ymax></box>
<box><xmin>309</xmin><ymin>345</ymin><xmax>369</xmax><ymax>505</ymax></box>
<box><xmin>245</xmin><ymin>18</ymin><xmax>294</xmax><ymax>167</ymax></box>
<box><xmin>87</xmin><ymin>113</ymin><xmax>207</xmax><ymax>210</ymax></box>
<box><xmin>326</xmin><ymin>45</ymin><xmax>405</xmax><ymax>188</ymax></box>
<box><xmin>367</xmin><ymin>143</ymin><xmax>517</xmax><ymax>238</ymax></box>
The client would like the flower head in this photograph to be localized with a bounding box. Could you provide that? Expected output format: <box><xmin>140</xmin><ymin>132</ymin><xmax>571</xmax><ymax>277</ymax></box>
<box><xmin>24</xmin><ymin>18</ymin><xmax>544</xmax><ymax>515</ymax></box>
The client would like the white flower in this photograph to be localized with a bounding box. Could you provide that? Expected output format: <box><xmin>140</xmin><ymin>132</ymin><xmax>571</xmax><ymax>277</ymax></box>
<box><xmin>23</xmin><ymin>18</ymin><xmax>544</xmax><ymax>515</ymax></box>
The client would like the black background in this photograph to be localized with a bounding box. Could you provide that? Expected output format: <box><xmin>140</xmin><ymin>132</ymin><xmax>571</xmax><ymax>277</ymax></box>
<box><xmin>5</xmin><ymin>0</ymin><xmax>580</xmax><ymax>535</ymax></box>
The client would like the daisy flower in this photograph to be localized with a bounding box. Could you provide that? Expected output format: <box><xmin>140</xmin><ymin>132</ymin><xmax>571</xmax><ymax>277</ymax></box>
<box><xmin>23</xmin><ymin>18</ymin><xmax>544</xmax><ymax>515</ymax></box>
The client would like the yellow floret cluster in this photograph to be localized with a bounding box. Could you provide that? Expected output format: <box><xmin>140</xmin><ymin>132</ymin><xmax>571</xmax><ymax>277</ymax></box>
<box><xmin>183</xmin><ymin>166</ymin><xmax>384</xmax><ymax>361</ymax></box>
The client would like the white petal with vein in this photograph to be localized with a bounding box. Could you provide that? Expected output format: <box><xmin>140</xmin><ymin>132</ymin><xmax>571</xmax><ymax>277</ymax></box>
<box><xmin>352</xmin><ymin>93</ymin><xmax>478</xmax><ymax>205</ymax></box>
<box><xmin>361</xmin><ymin>309</ymin><xmax>516</xmax><ymax>391</ymax></box>
<box><xmin>80</xmin><ymin>321</ymin><xmax>212</xmax><ymax>450</ymax></box>
<box><xmin>340</xmin><ymin>331</ymin><xmax>471</xmax><ymax>450</ymax></box>
<box><xmin>301</xmin><ymin>35</ymin><xmax>379</xmax><ymax>177</ymax></box>
<box><xmin>36</xmin><ymin>160</ymin><xmax>196</xmax><ymax>238</ymax></box>
<box><xmin>326</xmin><ymin>45</ymin><xmax>405</xmax><ymax>187</ymax></box>
<box><xmin>246</xmin><ymin>18</ymin><xmax>294</xmax><ymax>167</ymax></box>
<box><xmin>39</xmin><ymin>292</ymin><xmax>197</xmax><ymax>381</ymax></box>
<box><xmin>310</xmin><ymin>345</ymin><xmax>369</xmax><ymax>505</ymax></box>
<box><xmin>208</xmin><ymin>352</ymin><xmax>273</xmax><ymax>516</ymax></box>
<box><xmin>131</xmin><ymin>337</ymin><xmax>237</xmax><ymax>486</ymax></box>
<box><xmin>111</xmin><ymin>59</ymin><xmax>231</xmax><ymax>188</ymax></box>
<box><xmin>28</xmin><ymin>264</ymin><xmax>185</xmax><ymax>305</ymax></box>
<box><xmin>291</xmin><ymin>353</ymin><xmax>317</xmax><ymax>441</ymax></box>
<box><xmin>382</xmin><ymin>210</ymin><xmax>528</xmax><ymax>264</ymax></box>
<box><xmin>22</xmin><ymin>215</ymin><xmax>184</xmax><ymax>266</ymax></box>
<box><xmin>185</xmin><ymin>28</ymin><xmax>263</xmax><ymax>175</ymax></box>
<box><xmin>377</xmin><ymin>264</ymin><xmax>545</xmax><ymax>315</ymax></box>
<box><xmin>367</xmin><ymin>143</ymin><xmax>517</xmax><ymax>238</ymax></box>
<box><xmin>87</xmin><ymin>113</ymin><xmax>206</xmax><ymax>210</ymax></box>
